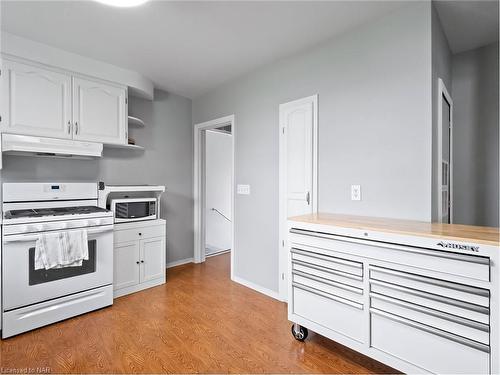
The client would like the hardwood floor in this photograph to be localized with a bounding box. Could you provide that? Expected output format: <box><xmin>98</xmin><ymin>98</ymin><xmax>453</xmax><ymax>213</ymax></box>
<box><xmin>0</xmin><ymin>254</ymin><xmax>397</xmax><ymax>374</ymax></box>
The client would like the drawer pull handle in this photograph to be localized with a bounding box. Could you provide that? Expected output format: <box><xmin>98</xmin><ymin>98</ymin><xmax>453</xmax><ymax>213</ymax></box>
<box><xmin>293</xmin><ymin>270</ymin><xmax>363</xmax><ymax>294</ymax></box>
<box><xmin>292</xmin><ymin>260</ymin><xmax>363</xmax><ymax>280</ymax></box>
<box><xmin>291</xmin><ymin>247</ymin><xmax>362</xmax><ymax>269</ymax></box>
<box><xmin>370</xmin><ymin>308</ymin><xmax>490</xmax><ymax>353</ymax></box>
<box><xmin>370</xmin><ymin>292</ymin><xmax>490</xmax><ymax>332</ymax></box>
<box><xmin>293</xmin><ymin>282</ymin><xmax>363</xmax><ymax>310</ymax></box>
<box><xmin>290</xmin><ymin>228</ymin><xmax>490</xmax><ymax>265</ymax></box>
<box><xmin>370</xmin><ymin>266</ymin><xmax>490</xmax><ymax>297</ymax></box>
<box><xmin>369</xmin><ymin>279</ymin><xmax>490</xmax><ymax>315</ymax></box>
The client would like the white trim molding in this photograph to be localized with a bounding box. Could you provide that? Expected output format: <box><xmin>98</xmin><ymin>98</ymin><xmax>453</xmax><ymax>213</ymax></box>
<box><xmin>193</xmin><ymin>115</ymin><xmax>235</xmax><ymax>281</ymax></box>
<box><xmin>166</xmin><ymin>257</ymin><xmax>194</xmax><ymax>269</ymax></box>
<box><xmin>232</xmin><ymin>276</ymin><xmax>280</xmax><ymax>301</ymax></box>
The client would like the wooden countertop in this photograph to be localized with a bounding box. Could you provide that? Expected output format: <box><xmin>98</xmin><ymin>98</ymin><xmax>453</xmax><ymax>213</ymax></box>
<box><xmin>289</xmin><ymin>213</ymin><xmax>500</xmax><ymax>246</ymax></box>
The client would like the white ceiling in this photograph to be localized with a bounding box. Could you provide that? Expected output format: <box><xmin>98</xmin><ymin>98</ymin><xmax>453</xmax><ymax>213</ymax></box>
<box><xmin>435</xmin><ymin>0</ymin><xmax>499</xmax><ymax>54</ymax></box>
<box><xmin>1</xmin><ymin>1</ymin><xmax>405</xmax><ymax>98</ymax></box>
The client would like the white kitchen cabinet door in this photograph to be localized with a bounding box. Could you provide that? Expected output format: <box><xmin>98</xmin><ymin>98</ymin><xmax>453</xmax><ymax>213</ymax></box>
<box><xmin>114</xmin><ymin>241</ymin><xmax>140</xmax><ymax>290</ymax></box>
<box><xmin>1</xmin><ymin>60</ymin><xmax>72</xmax><ymax>139</ymax></box>
<box><xmin>140</xmin><ymin>237</ymin><xmax>165</xmax><ymax>283</ymax></box>
<box><xmin>72</xmin><ymin>77</ymin><xmax>127</xmax><ymax>144</ymax></box>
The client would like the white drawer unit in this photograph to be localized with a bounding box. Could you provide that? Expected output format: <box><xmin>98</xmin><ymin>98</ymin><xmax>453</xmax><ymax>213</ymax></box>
<box><xmin>113</xmin><ymin>219</ymin><xmax>166</xmax><ymax>298</ymax></box>
<box><xmin>287</xmin><ymin>219</ymin><xmax>500</xmax><ymax>374</ymax></box>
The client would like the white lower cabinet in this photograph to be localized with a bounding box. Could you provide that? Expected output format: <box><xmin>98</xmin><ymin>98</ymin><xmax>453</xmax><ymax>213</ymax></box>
<box><xmin>288</xmin><ymin>226</ymin><xmax>497</xmax><ymax>374</ymax></box>
<box><xmin>114</xmin><ymin>241</ymin><xmax>141</xmax><ymax>290</ymax></box>
<box><xmin>113</xmin><ymin>220</ymin><xmax>166</xmax><ymax>298</ymax></box>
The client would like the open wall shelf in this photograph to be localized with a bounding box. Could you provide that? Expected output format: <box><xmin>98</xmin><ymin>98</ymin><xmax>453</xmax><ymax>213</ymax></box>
<box><xmin>128</xmin><ymin>116</ymin><xmax>145</xmax><ymax>128</ymax></box>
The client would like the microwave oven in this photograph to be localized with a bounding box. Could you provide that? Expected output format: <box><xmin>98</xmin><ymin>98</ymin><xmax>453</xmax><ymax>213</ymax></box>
<box><xmin>110</xmin><ymin>198</ymin><xmax>157</xmax><ymax>223</ymax></box>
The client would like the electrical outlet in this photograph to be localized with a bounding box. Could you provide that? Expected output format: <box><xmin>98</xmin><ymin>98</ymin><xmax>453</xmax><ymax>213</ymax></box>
<box><xmin>351</xmin><ymin>185</ymin><xmax>361</xmax><ymax>201</ymax></box>
<box><xmin>237</xmin><ymin>184</ymin><xmax>251</xmax><ymax>195</ymax></box>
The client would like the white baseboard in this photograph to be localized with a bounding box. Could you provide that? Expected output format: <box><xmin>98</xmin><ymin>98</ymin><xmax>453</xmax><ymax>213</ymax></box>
<box><xmin>232</xmin><ymin>276</ymin><xmax>280</xmax><ymax>301</ymax></box>
<box><xmin>166</xmin><ymin>257</ymin><xmax>194</xmax><ymax>269</ymax></box>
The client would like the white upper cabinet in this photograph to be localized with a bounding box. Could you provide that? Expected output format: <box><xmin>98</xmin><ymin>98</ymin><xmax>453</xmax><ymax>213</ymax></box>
<box><xmin>1</xmin><ymin>58</ymin><xmax>128</xmax><ymax>145</ymax></box>
<box><xmin>1</xmin><ymin>60</ymin><xmax>72</xmax><ymax>139</ymax></box>
<box><xmin>72</xmin><ymin>77</ymin><xmax>127</xmax><ymax>145</ymax></box>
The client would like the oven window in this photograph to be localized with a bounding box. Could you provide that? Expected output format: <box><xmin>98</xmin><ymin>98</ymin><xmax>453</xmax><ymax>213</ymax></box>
<box><xmin>28</xmin><ymin>240</ymin><xmax>97</xmax><ymax>285</ymax></box>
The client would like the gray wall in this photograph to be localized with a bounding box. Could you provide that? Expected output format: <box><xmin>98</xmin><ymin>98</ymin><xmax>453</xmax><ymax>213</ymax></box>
<box><xmin>193</xmin><ymin>2</ymin><xmax>432</xmax><ymax>293</ymax></box>
<box><xmin>0</xmin><ymin>89</ymin><xmax>194</xmax><ymax>265</ymax></box>
<box><xmin>452</xmin><ymin>42</ymin><xmax>499</xmax><ymax>227</ymax></box>
<box><xmin>431</xmin><ymin>4</ymin><xmax>453</xmax><ymax>221</ymax></box>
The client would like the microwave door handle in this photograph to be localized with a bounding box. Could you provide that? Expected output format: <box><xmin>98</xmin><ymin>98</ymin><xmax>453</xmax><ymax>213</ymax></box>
<box><xmin>3</xmin><ymin>225</ymin><xmax>114</xmax><ymax>243</ymax></box>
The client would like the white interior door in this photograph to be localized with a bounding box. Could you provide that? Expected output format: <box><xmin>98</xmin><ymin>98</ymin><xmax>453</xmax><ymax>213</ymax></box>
<box><xmin>279</xmin><ymin>95</ymin><xmax>318</xmax><ymax>301</ymax></box>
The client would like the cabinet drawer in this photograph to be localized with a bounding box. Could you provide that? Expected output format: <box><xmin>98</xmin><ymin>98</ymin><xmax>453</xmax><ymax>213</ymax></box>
<box><xmin>370</xmin><ymin>294</ymin><xmax>489</xmax><ymax>345</ymax></box>
<box><xmin>291</xmin><ymin>248</ymin><xmax>363</xmax><ymax>277</ymax></box>
<box><xmin>293</xmin><ymin>271</ymin><xmax>363</xmax><ymax>304</ymax></box>
<box><xmin>290</xmin><ymin>229</ymin><xmax>490</xmax><ymax>282</ymax></box>
<box><xmin>293</xmin><ymin>285</ymin><xmax>364</xmax><ymax>342</ymax></box>
<box><xmin>292</xmin><ymin>262</ymin><xmax>363</xmax><ymax>289</ymax></box>
<box><xmin>371</xmin><ymin>310</ymin><xmax>489</xmax><ymax>374</ymax></box>
<box><xmin>370</xmin><ymin>266</ymin><xmax>489</xmax><ymax>307</ymax></box>
<box><xmin>114</xmin><ymin>224</ymin><xmax>165</xmax><ymax>243</ymax></box>
<box><xmin>370</xmin><ymin>281</ymin><xmax>489</xmax><ymax>325</ymax></box>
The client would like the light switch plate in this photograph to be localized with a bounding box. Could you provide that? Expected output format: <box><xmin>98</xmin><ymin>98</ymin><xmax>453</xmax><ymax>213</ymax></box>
<box><xmin>351</xmin><ymin>185</ymin><xmax>361</xmax><ymax>201</ymax></box>
<box><xmin>237</xmin><ymin>184</ymin><xmax>251</xmax><ymax>195</ymax></box>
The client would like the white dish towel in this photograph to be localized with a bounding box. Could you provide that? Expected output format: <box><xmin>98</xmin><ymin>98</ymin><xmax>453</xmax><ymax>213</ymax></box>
<box><xmin>34</xmin><ymin>229</ymin><xmax>89</xmax><ymax>270</ymax></box>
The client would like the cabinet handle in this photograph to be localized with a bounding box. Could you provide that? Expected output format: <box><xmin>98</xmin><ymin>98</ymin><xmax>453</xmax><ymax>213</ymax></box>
<box><xmin>138</xmin><ymin>232</ymin><xmax>142</xmax><ymax>236</ymax></box>
<box><xmin>75</xmin><ymin>122</ymin><xmax>79</xmax><ymax>135</ymax></box>
<box><xmin>141</xmin><ymin>260</ymin><xmax>144</xmax><ymax>263</ymax></box>
<box><xmin>136</xmin><ymin>261</ymin><xmax>140</xmax><ymax>264</ymax></box>
<box><xmin>67</xmin><ymin>121</ymin><xmax>71</xmax><ymax>134</ymax></box>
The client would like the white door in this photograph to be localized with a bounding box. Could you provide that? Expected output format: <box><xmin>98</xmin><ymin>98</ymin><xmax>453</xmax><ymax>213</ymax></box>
<box><xmin>72</xmin><ymin>77</ymin><xmax>127</xmax><ymax>145</ymax></box>
<box><xmin>1</xmin><ymin>60</ymin><xmax>72</xmax><ymax>139</ymax></box>
<box><xmin>279</xmin><ymin>95</ymin><xmax>318</xmax><ymax>301</ymax></box>
<box><xmin>114</xmin><ymin>241</ymin><xmax>140</xmax><ymax>290</ymax></box>
<box><xmin>140</xmin><ymin>237</ymin><xmax>165</xmax><ymax>283</ymax></box>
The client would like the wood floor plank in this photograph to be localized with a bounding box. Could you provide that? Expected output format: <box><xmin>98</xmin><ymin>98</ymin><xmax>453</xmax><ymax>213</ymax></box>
<box><xmin>0</xmin><ymin>254</ymin><xmax>398</xmax><ymax>374</ymax></box>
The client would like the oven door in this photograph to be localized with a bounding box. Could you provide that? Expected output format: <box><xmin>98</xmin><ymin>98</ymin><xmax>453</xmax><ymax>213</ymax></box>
<box><xmin>2</xmin><ymin>225</ymin><xmax>113</xmax><ymax>311</ymax></box>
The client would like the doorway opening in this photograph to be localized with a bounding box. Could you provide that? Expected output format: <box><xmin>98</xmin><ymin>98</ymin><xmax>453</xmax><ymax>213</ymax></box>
<box><xmin>437</xmin><ymin>79</ymin><xmax>453</xmax><ymax>223</ymax></box>
<box><xmin>194</xmin><ymin>115</ymin><xmax>235</xmax><ymax>279</ymax></box>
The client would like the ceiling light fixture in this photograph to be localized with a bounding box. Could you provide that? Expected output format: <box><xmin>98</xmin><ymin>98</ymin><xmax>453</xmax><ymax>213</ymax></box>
<box><xmin>94</xmin><ymin>0</ymin><xmax>149</xmax><ymax>7</ymax></box>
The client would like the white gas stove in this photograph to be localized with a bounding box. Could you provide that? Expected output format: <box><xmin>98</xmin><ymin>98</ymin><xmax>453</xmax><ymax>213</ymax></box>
<box><xmin>1</xmin><ymin>182</ymin><xmax>114</xmax><ymax>338</ymax></box>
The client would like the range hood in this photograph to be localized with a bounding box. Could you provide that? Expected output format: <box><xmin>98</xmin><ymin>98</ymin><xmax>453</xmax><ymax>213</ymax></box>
<box><xmin>2</xmin><ymin>134</ymin><xmax>103</xmax><ymax>159</ymax></box>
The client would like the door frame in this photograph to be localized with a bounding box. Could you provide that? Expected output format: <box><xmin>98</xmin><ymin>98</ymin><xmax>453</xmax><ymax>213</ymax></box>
<box><xmin>278</xmin><ymin>95</ymin><xmax>319</xmax><ymax>301</ymax></box>
<box><xmin>193</xmin><ymin>115</ymin><xmax>235</xmax><ymax>280</ymax></box>
<box><xmin>437</xmin><ymin>79</ymin><xmax>453</xmax><ymax>223</ymax></box>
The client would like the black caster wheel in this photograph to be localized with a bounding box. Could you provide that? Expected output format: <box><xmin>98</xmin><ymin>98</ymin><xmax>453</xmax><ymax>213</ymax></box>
<box><xmin>291</xmin><ymin>324</ymin><xmax>308</xmax><ymax>341</ymax></box>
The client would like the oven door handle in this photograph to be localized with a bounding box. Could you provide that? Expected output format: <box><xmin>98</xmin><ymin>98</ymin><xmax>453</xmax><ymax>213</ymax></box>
<box><xmin>3</xmin><ymin>225</ymin><xmax>114</xmax><ymax>243</ymax></box>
